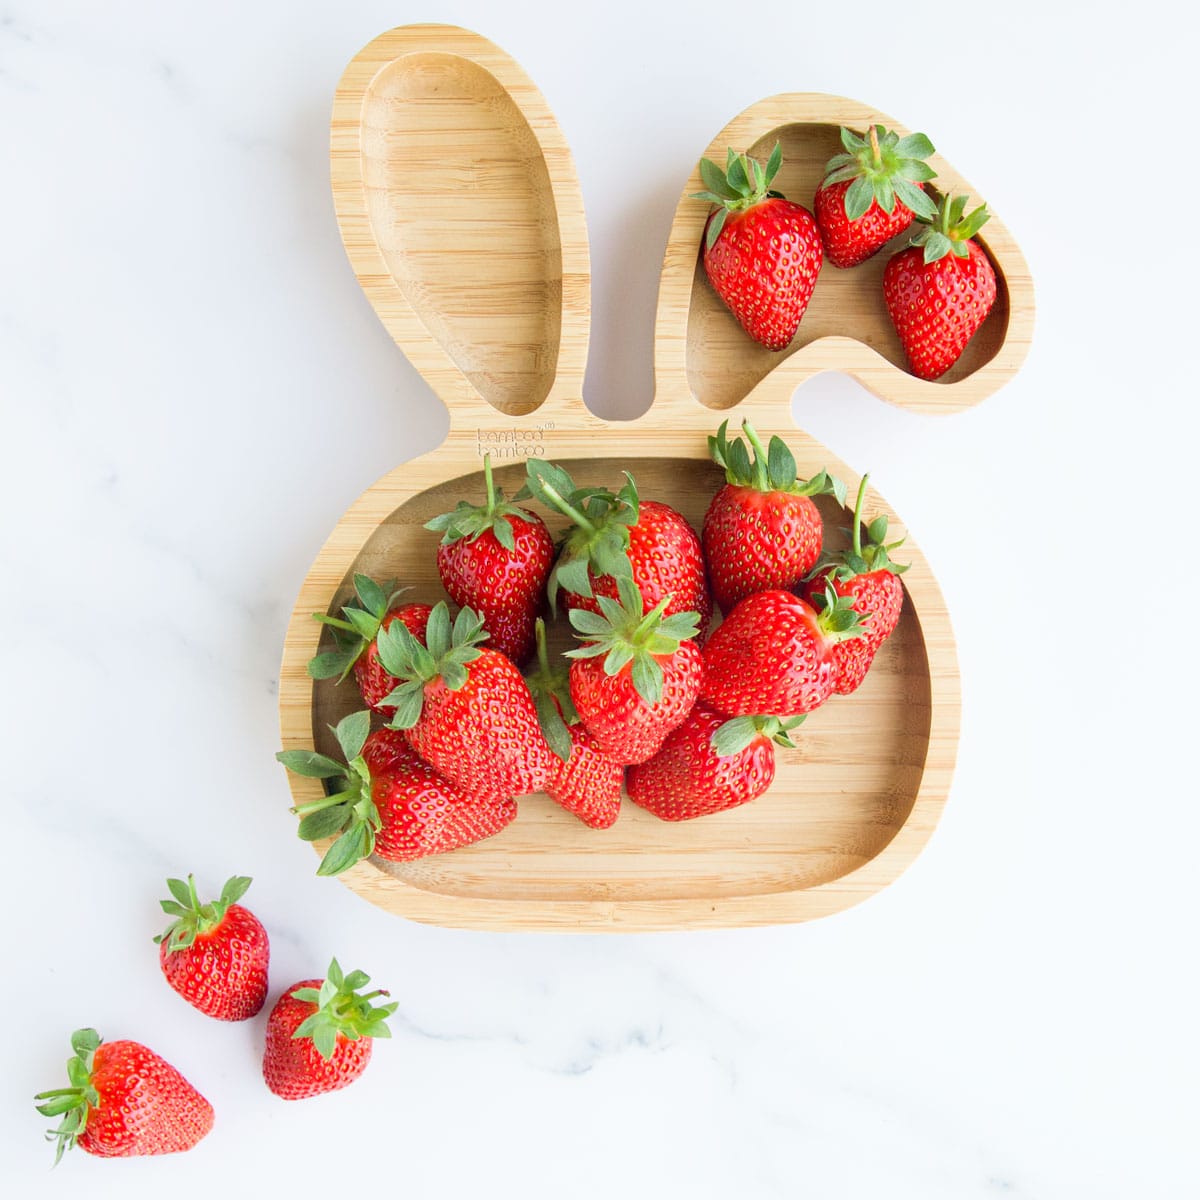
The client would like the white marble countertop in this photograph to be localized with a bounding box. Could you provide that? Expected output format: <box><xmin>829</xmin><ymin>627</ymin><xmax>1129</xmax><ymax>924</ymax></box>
<box><xmin>4</xmin><ymin>1</ymin><xmax>1194</xmax><ymax>1195</ymax></box>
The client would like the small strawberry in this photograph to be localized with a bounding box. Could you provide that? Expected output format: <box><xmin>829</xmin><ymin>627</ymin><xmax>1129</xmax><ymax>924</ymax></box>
<box><xmin>519</xmin><ymin>460</ymin><xmax>712</xmax><ymax>637</ymax></box>
<box><xmin>277</xmin><ymin>711</ymin><xmax>517</xmax><ymax>875</ymax></box>
<box><xmin>566</xmin><ymin>575</ymin><xmax>703</xmax><ymax>766</ymax></box>
<box><xmin>803</xmin><ymin>473</ymin><xmax>908</xmax><ymax>694</ymax></box>
<box><xmin>424</xmin><ymin>453</ymin><xmax>555</xmax><ymax>666</ymax></box>
<box><xmin>814</xmin><ymin>124</ymin><xmax>938</xmax><ymax>268</ymax></box>
<box><xmin>35</xmin><ymin>1028</ymin><xmax>213</xmax><ymax>1161</ymax></box>
<box><xmin>883</xmin><ymin>193</ymin><xmax>997</xmax><ymax>380</ymax></box>
<box><xmin>525</xmin><ymin>618</ymin><xmax>623</xmax><ymax>828</ymax></box>
<box><xmin>154</xmin><ymin>873</ymin><xmax>269</xmax><ymax>1021</ymax></box>
<box><xmin>307</xmin><ymin>573</ymin><xmax>432</xmax><ymax>714</ymax></box>
<box><xmin>376</xmin><ymin>603</ymin><xmax>556</xmax><ymax>801</ymax></box>
<box><xmin>262</xmin><ymin>958</ymin><xmax>397</xmax><ymax>1101</ymax></box>
<box><xmin>692</xmin><ymin>143</ymin><xmax>823</xmax><ymax>350</ymax></box>
<box><xmin>703</xmin><ymin>419</ymin><xmax>845</xmax><ymax>614</ymax></box>
<box><xmin>701</xmin><ymin>587</ymin><xmax>864</xmax><ymax>717</ymax></box>
<box><xmin>627</xmin><ymin>703</ymin><xmax>803</xmax><ymax>821</ymax></box>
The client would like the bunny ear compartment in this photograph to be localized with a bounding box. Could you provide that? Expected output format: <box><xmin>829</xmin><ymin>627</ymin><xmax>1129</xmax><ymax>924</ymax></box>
<box><xmin>333</xmin><ymin>24</ymin><xmax>591</xmax><ymax>424</ymax></box>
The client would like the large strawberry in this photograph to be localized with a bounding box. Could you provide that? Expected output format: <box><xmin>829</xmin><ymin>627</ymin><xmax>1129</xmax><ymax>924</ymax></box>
<box><xmin>262</xmin><ymin>958</ymin><xmax>396</xmax><ymax>1101</ymax></box>
<box><xmin>376</xmin><ymin>603</ymin><xmax>556</xmax><ymax>801</ymax></box>
<box><xmin>883</xmin><ymin>193</ymin><xmax>997</xmax><ymax>380</ymax></box>
<box><xmin>692</xmin><ymin>143</ymin><xmax>823</xmax><ymax>350</ymax></box>
<box><xmin>307</xmin><ymin>573</ymin><xmax>432</xmax><ymax>713</ymax></box>
<box><xmin>814</xmin><ymin>125</ymin><xmax>937</xmax><ymax>268</ymax></box>
<box><xmin>424</xmin><ymin>453</ymin><xmax>554</xmax><ymax>665</ymax></box>
<box><xmin>626</xmin><ymin>703</ymin><xmax>803</xmax><ymax>821</ymax></box>
<box><xmin>701</xmin><ymin>587</ymin><xmax>864</xmax><ymax>717</ymax></box>
<box><xmin>154</xmin><ymin>873</ymin><xmax>269</xmax><ymax>1021</ymax></box>
<box><xmin>520</xmin><ymin>460</ymin><xmax>711</xmax><ymax>637</ymax></box>
<box><xmin>803</xmin><ymin>474</ymin><xmax>908</xmax><ymax>694</ymax></box>
<box><xmin>566</xmin><ymin>575</ymin><xmax>703</xmax><ymax>766</ymax></box>
<box><xmin>35</xmin><ymin>1028</ymin><xmax>213</xmax><ymax>1161</ymax></box>
<box><xmin>525</xmin><ymin>618</ymin><xmax>623</xmax><ymax>829</ymax></box>
<box><xmin>703</xmin><ymin>419</ymin><xmax>845</xmax><ymax>613</ymax></box>
<box><xmin>277</xmin><ymin>711</ymin><xmax>517</xmax><ymax>875</ymax></box>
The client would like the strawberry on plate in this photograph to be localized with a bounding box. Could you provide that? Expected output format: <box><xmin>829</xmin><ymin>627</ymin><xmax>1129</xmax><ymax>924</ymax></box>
<box><xmin>814</xmin><ymin>124</ymin><xmax>937</xmax><ymax>268</ymax></box>
<box><xmin>262</xmin><ymin>958</ymin><xmax>396</xmax><ymax>1101</ymax></box>
<box><xmin>692</xmin><ymin>143</ymin><xmax>823</xmax><ymax>350</ymax></box>
<box><xmin>35</xmin><ymin>1028</ymin><xmax>213</xmax><ymax>1161</ymax></box>
<box><xmin>154</xmin><ymin>873</ymin><xmax>269</xmax><ymax>1021</ymax></box>
<box><xmin>424</xmin><ymin>452</ymin><xmax>555</xmax><ymax>666</ymax></box>
<box><xmin>883</xmin><ymin>193</ymin><xmax>997</xmax><ymax>380</ymax></box>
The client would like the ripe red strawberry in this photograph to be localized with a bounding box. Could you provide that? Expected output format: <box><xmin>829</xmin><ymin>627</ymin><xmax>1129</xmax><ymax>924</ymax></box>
<box><xmin>425</xmin><ymin>453</ymin><xmax>554</xmax><ymax>666</ymax></box>
<box><xmin>520</xmin><ymin>460</ymin><xmax>711</xmax><ymax>638</ymax></box>
<box><xmin>262</xmin><ymin>958</ymin><xmax>396</xmax><ymax>1101</ymax></box>
<box><xmin>154</xmin><ymin>873</ymin><xmax>269</xmax><ymax>1021</ymax></box>
<box><xmin>803</xmin><ymin>474</ymin><xmax>908</xmax><ymax>694</ymax></box>
<box><xmin>277</xmin><ymin>711</ymin><xmax>517</xmax><ymax>875</ymax></box>
<box><xmin>693</xmin><ymin>143</ymin><xmax>822</xmax><ymax>350</ymax></box>
<box><xmin>376</xmin><ymin>603</ymin><xmax>556</xmax><ymax>801</ymax></box>
<box><xmin>883</xmin><ymin>194</ymin><xmax>997</xmax><ymax>380</ymax></box>
<box><xmin>703</xmin><ymin>419</ymin><xmax>845</xmax><ymax>614</ymax></box>
<box><xmin>566</xmin><ymin>575</ymin><xmax>703</xmax><ymax>766</ymax></box>
<box><xmin>525</xmin><ymin>618</ymin><xmax>623</xmax><ymax>828</ymax></box>
<box><xmin>701</xmin><ymin>587</ymin><xmax>864</xmax><ymax>717</ymax></box>
<box><xmin>627</xmin><ymin>704</ymin><xmax>803</xmax><ymax>821</ymax></box>
<box><xmin>35</xmin><ymin>1028</ymin><xmax>212</xmax><ymax>1161</ymax></box>
<box><xmin>308</xmin><ymin>573</ymin><xmax>432</xmax><ymax>714</ymax></box>
<box><xmin>814</xmin><ymin>124</ymin><xmax>937</xmax><ymax>268</ymax></box>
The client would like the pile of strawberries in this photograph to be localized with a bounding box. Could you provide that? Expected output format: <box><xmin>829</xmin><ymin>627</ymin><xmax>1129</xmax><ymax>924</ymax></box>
<box><xmin>283</xmin><ymin>419</ymin><xmax>907</xmax><ymax>862</ymax></box>
<box><xmin>35</xmin><ymin>875</ymin><xmax>395</xmax><ymax>1161</ymax></box>
<box><xmin>693</xmin><ymin>126</ymin><xmax>997</xmax><ymax>379</ymax></box>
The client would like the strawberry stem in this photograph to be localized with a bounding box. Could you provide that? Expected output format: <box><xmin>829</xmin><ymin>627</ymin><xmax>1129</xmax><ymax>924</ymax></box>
<box><xmin>851</xmin><ymin>474</ymin><xmax>869</xmax><ymax>559</ymax></box>
<box><xmin>538</xmin><ymin>479</ymin><xmax>596</xmax><ymax>534</ymax></box>
<box><xmin>868</xmin><ymin>124</ymin><xmax>881</xmax><ymax>166</ymax></box>
<box><xmin>741</xmin><ymin>422</ymin><xmax>771</xmax><ymax>492</ymax></box>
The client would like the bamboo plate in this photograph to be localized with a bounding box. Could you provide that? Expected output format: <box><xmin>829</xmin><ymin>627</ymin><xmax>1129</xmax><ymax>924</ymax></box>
<box><xmin>278</xmin><ymin>23</ymin><xmax>1033</xmax><ymax>931</ymax></box>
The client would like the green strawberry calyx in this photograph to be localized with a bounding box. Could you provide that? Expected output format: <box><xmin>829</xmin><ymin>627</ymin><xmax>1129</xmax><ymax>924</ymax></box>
<box><xmin>424</xmin><ymin>452</ymin><xmax>538</xmax><ymax>551</ymax></box>
<box><xmin>276</xmin><ymin>709</ymin><xmax>381</xmax><ymax>877</ymax></box>
<box><xmin>691</xmin><ymin>143</ymin><xmax>785</xmax><ymax>250</ymax></box>
<box><xmin>153</xmin><ymin>873</ymin><xmax>253</xmax><ymax>953</ymax></box>
<box><xmin>517</xmin><ymin>459</ymin><xmax>639</xmax><ymax>614</ymax></box>
<box><xmin>289</xmin><ymin>958</ymin><xmax>398</xmax><ymax>1061</ymax></box>
<box><xmin>809</xmin><ymin>578</ymin><xmax>870</xmax><ymax>643</ymax></box>
<box><xmin>910</xmin><ymin>193</ymin><xmax>990</xmax><ymax>264</ymax></box>
<box><xmin>34</xmin><ymin>1027</ymin><xmax>103</xmax><ymax>1165</ymax></box>
<box><xmin>712</xmin><ymin>713</ymin><xmax>808</xmax><ymax>757</ymax></box>
<box><xmin>565</xmin><ymin>575</ymin><xmax>700</xmax><ymax>705</ymax></box>
<box><xmin>710</xmin><ymin>419</ymin><xmax>846</xmax><ymax>504</ymax></box>
<box><xmin>812</xmin><ymin>474</ymin><xmax>909</xmax><ymax>581</ymax></box>
<box><xmin>525</xmin><ymin>617</ymin><xmax>580</xmax><ymax>764</ymax></box>
<box><xmin>307</xmin><ymin>573</ymin><xmax>412</xmax><ymax>684</ymax></box>
<box><xmin>375</xmin><ymin>602</ymin><xmax>490</xmax><ymax>730</ymax></box>
<box><xmin>821</xmin><ymin>124</ymin><xmax>938</xmax><ymax>221</ymax></box>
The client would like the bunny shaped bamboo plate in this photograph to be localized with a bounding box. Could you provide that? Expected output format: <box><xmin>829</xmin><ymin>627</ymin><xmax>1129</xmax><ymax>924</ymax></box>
<box><xmin>277</xmin><ymin>24</ymin><xmax>1033</xmax><ymax>931</ymax></box>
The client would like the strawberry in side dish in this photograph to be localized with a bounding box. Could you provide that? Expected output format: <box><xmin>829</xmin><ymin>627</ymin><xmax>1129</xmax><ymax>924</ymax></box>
<box><xmin>626</xmin><ymin>703</ymin><xmax>803</xmax><ymax>821</ymax></box>
<box><xmin>376</xmin><ymin>603</ymin><xmax>556</xmax><ymax>801</ymax></box>
<box><xmin>692</xmin><ymin>143</ymin><xmax>823</xmax><ymax>350</ymax></box>
<box><xmin>702</xmin><ymin>419</ymin><xmax>845</xmax><ymax>613</ymax></box>
<box><xmin>262</xmin><ymin>958</ymin><xmax>396</xmax><ymax>1101</ymax></box>
<box><xmin>520</xmin><ymin>460</ymin><xmax>711</xmax><ymax>637</ymax></box>
<box><xmin>277</xmin><ymin>711</ymin><xmax>517</xmax><ymax>875</ymax></box>
<box><xmin>701</xmin><ymin>587</ymin><xmax>864</xmax><ymax>717</ymax></box>
<box><xmin>35</xmin><ymin>1028</ymin><xmax>213</xmax><ymax>1161</ymax></box>
<box><xmin>425</xmin><ymin>453</ymin><xmax>555</xmax><ymax>666</ymax></box>
<box><xmin>566</xmin><ymin>575</ymin><xmax>703</xmax><ymax>766</ymax></box>
<box><xmin>803</xmin><ymin>474</ymin><xmax>908</xmax><ymax>694</ymax></box>
<box><xmin>307</xmin><ymin>573</ymin><xmax>432</xmax><ymax>714</ymax></box>
<box><xmin>154</xmin><ymin>873</ymin><xmax>269</xmax><ymax>1021</ymax></box>
<box><xmin>814</xmin><ymin>124</ymin><xmax>937</xmax><ymax>268</ymax></box>
<box><xmin>525</xmin><ymin>618</ymin><xmax>623</xmax><ymax>829</ymax></box>
<box><xmin>883</xmin><ymin>193</ymin><xmax>997</xmax><ymax>380</ymax></box>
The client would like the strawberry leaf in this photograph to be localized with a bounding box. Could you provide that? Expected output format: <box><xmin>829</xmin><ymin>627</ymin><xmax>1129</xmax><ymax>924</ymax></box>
<box><xmin>275</xmin><ymin>750</ymin><xmax>347</xmax><ymax>779</ymax></box>
<box><xmin>333</xmin><ymin>710</ymin><xmax>371</xmax><ymax>763</ymax></box>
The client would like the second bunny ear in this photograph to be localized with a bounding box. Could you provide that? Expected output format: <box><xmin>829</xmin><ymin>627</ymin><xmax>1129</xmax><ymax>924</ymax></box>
<box><xmin>653</xmin><ymin>94</ymin><xmax>1033</xmax><ymax>416</ymax></box>
<box><xmin>332</xmin><ymin>24</ymin><xmax>591</xmax><ymax>423</ymax></box>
